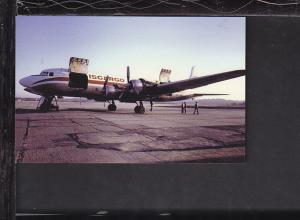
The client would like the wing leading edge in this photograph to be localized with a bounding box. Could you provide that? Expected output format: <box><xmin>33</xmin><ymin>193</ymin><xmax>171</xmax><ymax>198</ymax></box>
<box><xmin>146</xmin><ymin>69</ymin><xmax>245</xmax><ymax>96</ymax></box>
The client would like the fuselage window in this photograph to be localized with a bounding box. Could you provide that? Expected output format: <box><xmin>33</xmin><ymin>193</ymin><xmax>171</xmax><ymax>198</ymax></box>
<box><xmin>49</xmin><ymin>72</ymin><xmax>54</xmax><ymax>76</ymax></box>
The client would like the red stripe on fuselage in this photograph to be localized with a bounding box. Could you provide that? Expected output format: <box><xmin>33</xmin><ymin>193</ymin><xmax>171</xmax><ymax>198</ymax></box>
<box><xmin>32</xmin><ymin>77</ymin><xmax>125</xmax><ymax>86</ymax></box>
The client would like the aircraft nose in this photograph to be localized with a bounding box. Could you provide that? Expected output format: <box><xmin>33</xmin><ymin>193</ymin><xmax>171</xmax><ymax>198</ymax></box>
<box><xmin>19</xmin><ymin>76</ymin><xmax>32</xmax><ymax>88</ymax></box>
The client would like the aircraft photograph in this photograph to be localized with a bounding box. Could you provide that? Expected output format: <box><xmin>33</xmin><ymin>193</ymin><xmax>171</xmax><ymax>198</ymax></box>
<box><xmin>16</xmin><ymin>16</ymin><xmax>245</xmax><ymax>163</ymax></box>
<box><xmin>19</xmin><ymin>58</ymin><xmax>244</xmax><ymax>113</ymax></box>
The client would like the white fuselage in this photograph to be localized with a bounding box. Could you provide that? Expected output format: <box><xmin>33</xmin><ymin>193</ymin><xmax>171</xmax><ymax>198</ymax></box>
<box><xmin>19</xmin><ymin>68</ymin><xmax>126</xmax><ymax>100</ymax></box>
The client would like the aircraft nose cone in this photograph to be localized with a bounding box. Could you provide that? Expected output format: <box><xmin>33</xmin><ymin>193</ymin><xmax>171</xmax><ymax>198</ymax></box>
<box><xmin>19</xmin><ymin>76</ymin><xmax>32</xmax><ymax>87</ymax></box>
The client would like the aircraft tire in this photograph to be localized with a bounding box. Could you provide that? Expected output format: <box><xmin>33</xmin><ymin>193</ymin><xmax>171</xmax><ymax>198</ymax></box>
<box><xmin>134</xmin><ymin>106</ymin><xmax>145</xmax><ymax>114</ymax></box>
<box><xmin>140</xmin><ymin>106</ymin><xmax>145</xmax><ymax>114</ymax></box>
<box><xmin>134</xmin><ymin>106</ymin><xmax>140</xmax><ymax>113</ymax></box>
<box><xmin>108</xmin><ymin>104</ymin><xmax>117</xmax><ymax>111</ymax></box>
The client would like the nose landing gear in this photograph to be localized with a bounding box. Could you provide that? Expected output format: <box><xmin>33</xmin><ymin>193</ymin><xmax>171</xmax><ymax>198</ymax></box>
<box><xmin>36</xmin><ymin>96</ymin><xmax>59</xmax><ymax>112</ymax></box>
<box><xmin>134</xmin><ymin>101</ymin><xmax>145</xmax><ymax>114</ymax></box>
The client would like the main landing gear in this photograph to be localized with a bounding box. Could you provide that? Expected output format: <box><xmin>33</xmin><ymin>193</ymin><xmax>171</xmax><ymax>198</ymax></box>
<box><xmin>134</xmin><ymin>101</ymin><xmax>145</xmax><ymax>114</ymax></box>
<box><xmin>107</xmin><ymin>100</ymin><xmax>117</xmax><ymax>111</ymax></box>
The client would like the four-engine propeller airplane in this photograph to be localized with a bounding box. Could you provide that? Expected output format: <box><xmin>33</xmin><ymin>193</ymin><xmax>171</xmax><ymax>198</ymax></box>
<box><xmin>19</xmin><ymin>57</ymin><xmax>245</xmax><ymax>114</ymax></box>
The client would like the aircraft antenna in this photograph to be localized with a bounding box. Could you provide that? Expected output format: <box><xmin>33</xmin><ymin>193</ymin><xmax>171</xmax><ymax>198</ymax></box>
<box><xmin>189</xmin><ymin>66</ymin><xmax>196</xmax><ymax>79</ymax></box>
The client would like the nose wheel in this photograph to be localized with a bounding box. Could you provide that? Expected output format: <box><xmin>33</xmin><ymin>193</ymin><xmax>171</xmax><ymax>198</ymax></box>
<box><xmin>134</xmin><ymin>101</ymin><xmax>145</xmax><ymax>114</ymax></box>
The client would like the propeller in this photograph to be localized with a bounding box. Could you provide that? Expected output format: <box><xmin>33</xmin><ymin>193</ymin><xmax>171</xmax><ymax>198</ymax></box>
<box><xmin>127</xmin><ymin>66</ymin><xmax>130</xmax><ymax>83</ymax></box>
<box><xmin>118</xmin><ymin>67</ymin><xmax>131</xmax><ymax>100</ymax></box>
<box><xmin>103</xmin><ymin>75</ymin><xmax>109</xmax><ymax>97</ymax></box>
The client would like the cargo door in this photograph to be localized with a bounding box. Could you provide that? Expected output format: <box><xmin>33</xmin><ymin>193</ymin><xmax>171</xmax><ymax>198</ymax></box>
<box><xmin>159</xmin><ymin>68</ymin><xmax>171</xmax><ymax>84</ymax></box>
<box><xmin>68</xmin><ymin>57</ymin><xmax>89</xmax><ymax>89</ymax></box>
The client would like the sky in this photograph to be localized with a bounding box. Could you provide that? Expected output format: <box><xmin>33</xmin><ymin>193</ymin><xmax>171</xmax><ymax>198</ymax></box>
<box><xmin>16</xmin><ymin>16</ymin><xmax>245</xmax><ymax>100</ymax></box>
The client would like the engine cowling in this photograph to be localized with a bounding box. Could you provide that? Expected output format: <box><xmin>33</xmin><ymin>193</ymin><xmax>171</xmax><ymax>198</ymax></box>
<box><xmin>119</xmin><ymin>78</ymin><xmax>156</xmax><ymax>102</ymax></box>
<box><xmin>129</xmin><ymin>79</ymin><xmax>144</xmax><ymax>95</ymax></box>
<box><xmin>105</xmin><ymin>85</ymin><xmax>116</xmax><ymax>98</ymax></box>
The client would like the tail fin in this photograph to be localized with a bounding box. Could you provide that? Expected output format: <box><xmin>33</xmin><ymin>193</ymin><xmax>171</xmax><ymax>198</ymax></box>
<box><xmin>159</xmin><ymin>68</ymin><xmax>171</xmax><ymax>84</ymax></box>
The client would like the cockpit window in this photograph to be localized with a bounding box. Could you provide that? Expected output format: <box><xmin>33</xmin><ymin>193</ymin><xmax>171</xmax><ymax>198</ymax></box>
<box><xmin>40</xmin><ymin>71</ymin><xmax>48</xmax><ymax>76</ymax></box>
<box><xmin>40</xmin><ymin>71</ymin><xmax>54</xmax><ymax>76</ymax></box>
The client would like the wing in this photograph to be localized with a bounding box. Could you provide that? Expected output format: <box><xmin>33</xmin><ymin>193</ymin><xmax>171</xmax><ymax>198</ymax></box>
<box><xmin>150</xmin><ymin>93</ymin><xmax>228</xmax><ymax>102</ymax></box>
<box><xmin>193</xmin><ymin>93</ymin><xmax>228</xmax><ymax>96</ymax></box>
<box><xmin>146</xmin><ymin>70</ymin><xmax>245</xmax><ymax>96</ymax></box>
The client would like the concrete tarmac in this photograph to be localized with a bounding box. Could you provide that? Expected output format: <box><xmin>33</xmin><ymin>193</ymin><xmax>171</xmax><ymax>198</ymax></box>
<box><xmin>15</xmin><ymin>101</ymin><xmax>245</xmax><ymax>163</ymax></box>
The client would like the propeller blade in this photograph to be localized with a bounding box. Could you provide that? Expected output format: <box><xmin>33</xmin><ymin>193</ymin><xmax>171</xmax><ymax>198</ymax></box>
<box><xmin>103</xmin><ymin>75</ymin><xmax>109</xmax><ymax>87</ymax></box>
<box><xmin>127</xmin><ymin>66</ymin><xmax>130</xmax><ymax>83</ymax></box>
<box><xmin>103</xmin><ymin>75</ymin><xmax>109</xmax><ymax>95</ymax></box>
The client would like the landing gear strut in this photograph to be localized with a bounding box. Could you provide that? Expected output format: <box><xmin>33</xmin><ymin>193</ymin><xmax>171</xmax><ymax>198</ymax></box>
<box><xmin>36</xmin><ymin>96</ymin><xmax>59</xmax><ymax>112</ymax></box>
<box><xmin>107</xmin><ymin>100</ymin><xmax>117</xmax><ymax>111</ymax></box>
<box><xmin>150</xmin><ymin>99</ymin><xmax>153</xmax><ymax>111</ymax></box>
<box><xmin>134</xmin><ymin>101</ymin><xmax>145</xmax><ymax>114</ymax></box>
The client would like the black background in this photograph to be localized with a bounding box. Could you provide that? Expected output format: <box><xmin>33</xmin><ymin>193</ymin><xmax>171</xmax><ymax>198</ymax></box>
<box><xmin>16</xmin><ymin>0</ymin><xmax>300</xmax><ymax>16</ymax></box>
<box><xmin>16</xmin><ymin>17</ymin><xmax>300</xmax><ymax>216</ymax></box>
<box><xmin>0</xmin><ymin>0</ymin><xmax>299</xmax><ymax>219</ymax></box>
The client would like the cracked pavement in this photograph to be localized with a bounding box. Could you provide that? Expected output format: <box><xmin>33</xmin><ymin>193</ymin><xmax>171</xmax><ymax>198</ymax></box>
<box><xmin>15</xmin><ymin>101</ymin><xmax>245</xmax><ymax>163</ymax></box>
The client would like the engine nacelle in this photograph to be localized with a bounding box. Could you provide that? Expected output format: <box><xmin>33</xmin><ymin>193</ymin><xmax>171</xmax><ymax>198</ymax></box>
<box><xmin>129</xmin><ymin>79</ymin><xmax>144</xmax><ymax>95</ymax></box>
<box><xmin>105</xmin><ymin>86</ymin><xmax>116</xmax><ymax>98</ymax></box>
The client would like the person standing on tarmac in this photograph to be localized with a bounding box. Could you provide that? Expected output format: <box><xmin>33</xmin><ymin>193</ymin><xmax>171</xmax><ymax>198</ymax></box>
<box><xmin>183</xmin><ymin>102</ymin><xmax>187</xmax><ymax>114</ymax></box>
<box><xmin>193</xmin><ymin>101</ymin><xmax>199</xmax><ymax>115</ymax></box>
<box><xmin>181</xmin><ymin>102</ymin><xmax>184</xmax><ymax>114</ymax></box>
